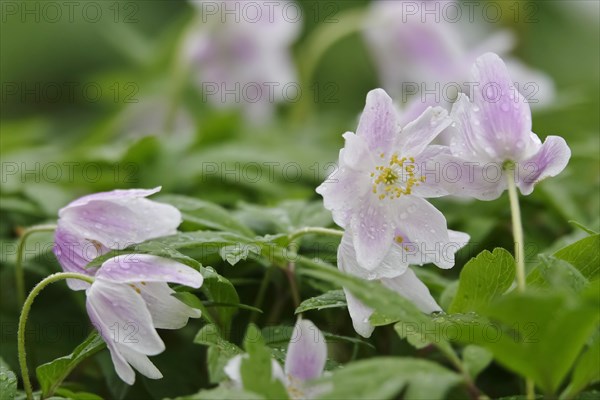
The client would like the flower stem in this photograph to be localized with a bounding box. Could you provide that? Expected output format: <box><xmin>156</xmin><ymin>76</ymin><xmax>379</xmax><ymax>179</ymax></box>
<box><xmin>287</xmin><ymin>227</ymin><xmax>343</xmax><ymax>244</ymax></box>
<box><xmin>505</xmin><ymin>170</ymin><xmax>535</xmax><ymax>399</ymax></box>
<box><xmin>15</xmin><ymin>224</ymin><xmax>57</xmax><ymax>307</ymax></box>
<box><xmin>18</xmin><ymin>272</ymin><xmax>94</xmax><ymax>400</ymax></box>
<box><xmin>505</xmin><ymin>171</ymin><xmax>526</xmax><ymax>292</ymax></box>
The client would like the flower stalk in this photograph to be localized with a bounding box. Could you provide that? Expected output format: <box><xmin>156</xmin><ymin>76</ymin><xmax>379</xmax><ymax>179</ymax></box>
<box><xmin>18</xmin><ymin>272</ymin><xmax>95</xmax><ymax>400</ymax></box>
<box><xmin>505</xmin><ymin>167</ymin><xmax>526</xmax><ymax>292</ymax></box>
<box><xmin>15</xmin><ymin>224</ymin><xmax>57</xmax><ymax>306</ymax></box>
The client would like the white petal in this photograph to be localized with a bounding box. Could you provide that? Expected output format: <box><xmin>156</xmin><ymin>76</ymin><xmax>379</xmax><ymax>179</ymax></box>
<box><xmin>396</xmin><ymin>197</ymin><xmax>453</xmax><ymax>268</ymax></box>
<box><xmin>349</xmin><ymin>198</ymin><xmax>395</xmax><ymax>271</ymax></box>
<box><xmin>118</xmin><ymin>345</ymin><xmax>163</xmax><ymax>380</ymax></box>
<box><xmin>381</xmin><ymin>268</ymin><xmax>441</xmax><ymax>313</ymax></box>
<box><xmin>224</xmin><ymin>354</ymin><xmax>244</xmax><ymax>387</ymax></box>
<box><xmin>86</xmin><ymin>279</ymin><xmax>165</xmax><ymax>356</ymax></box>
<box><xmin>343</xmin><ymin>288</ymin><xmax>375</xmax><ymax>338</ymax></box>
<box><xmin>139</xmin><ymin>282</ymin><xmax>201</xmax><ymax>329</ymax></box>
<box><xmin>338</xmin><ymin>231</ymin><xmax>408</xmax><ymax>280</ymax></box>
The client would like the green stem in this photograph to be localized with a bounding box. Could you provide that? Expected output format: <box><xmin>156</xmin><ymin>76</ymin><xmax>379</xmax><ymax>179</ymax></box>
<box><xmin>505</xmin><ymin>170</ymin><xmax>526</xmax><ymax>292</ymax></box>
<box><xmin>15</xmin><ymin>225</ymin><xmax>57</xmax><ymax>306</ymax></box>
<box><xmin>287</xmin><ymin>227</ymin><xmax>343</xmax><ymax>243</ymax></box>
<box><xmin>250</xmin><ymin>266</ymin><xmax>274</xmax><ymax>325</ymax></box>
<box><xmin>18</xmin><ymin>272</ymin><xmax>94</xmax><ymax>400</ymax></box>
<box><xmin>506</xmin><ymin>169</ymin><xmax>534</xmax><ymax>399</ymax></box>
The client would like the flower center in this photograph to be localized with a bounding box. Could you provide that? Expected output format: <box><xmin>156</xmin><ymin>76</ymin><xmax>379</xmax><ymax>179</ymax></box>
<box><xmin>370</xmin><ymin>153</ymin><xmax>425</xmax><ymax>200</ymax></box>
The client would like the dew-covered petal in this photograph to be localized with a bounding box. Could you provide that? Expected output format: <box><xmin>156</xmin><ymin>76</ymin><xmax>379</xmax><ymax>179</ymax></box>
<box><xmin>396</xmin><ymin>197</ymin><xmax>453</xmax><ymax>268</ymax></box>
<box><xmin>285</xmin><ymin>319</ymin><xmax>327</xmax><ymax>381</ymax></box>
<box><xmin>138</xmin><ymin>282</ymin><xmax>201</xmax><ymax>329</ymax></box>
<box><xmin>349</xmin><ymin>199</ymin><xmax>394</xmax><ymax>271</ymax></box>
<box><xmin>86</xmin><ymin>279</ymin><xmax>165</xmax><ymax>356</ymax></box>
<box><xmin>59</xmin><ymin>196</ymin><xmax>181</xmax><ymax>250</ymax></box>
<box><xmin>517</xmin><ymin>135</ymin><xmax>571</xmax><ymax>195</ymax></box>
<box><xmin>470</xmin><ymin>52</ymin><xmax>533</xmax><ymax>160</ymax></box>
<box><xmin>96</xmin><ymin>255</ymin><xmax>203</xmax><ymax>289</ymax></box>
<box><xmin>356</xmin><ymin>89</ymin><xmax>401</xmax><ymax>153</ymax></box>
<box><xmin>397</xmin><ymin>106</ymin><xmax>451</xmax><ymax>156</ymax></box>
<box><xmin>316</xmin><ymin>157</ymin><xmax>370</xmax><ymax>228</ymax></box>
<box><xmin>381</xmin><ymin>268</ymin><xmax>442</xmax><ymax>313</ymax></box>
<box><xmin>337</xmin><ymin>231</ymin><xmax>408</xmax><ymax>280</ymax></box>
<box><xmin>343</xmin><ymin>288</ymin><xmax>375</xmax><ymax>338</ymax></box>
<box><xmin>53</xmin><ymin>225</ymin><xmax>100</xmax><ymax>290</ymax></box>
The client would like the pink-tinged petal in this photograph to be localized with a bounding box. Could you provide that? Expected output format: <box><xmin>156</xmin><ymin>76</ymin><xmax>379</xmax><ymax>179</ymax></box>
<box><xmin>517</xmin><ymin>135</ymin><xmax>571</xmax><ymax>195</ymax></box>
<box><xmin>397</xmin><ymin>106</ymin><xmax>452</xmax><ymax>156</ymax></box>
<box><xmin>60</xmin><ymin>187</ymin><xmax>162</xmax><ymax>211</ymax></box>
<box><xmin>59</xmin><ymin>196</ymin><xmax>181</xmax><ymax>250</ymax></box>
<box><xmin>470</xmin><ymin>53</ymin><xmax>533</xmax><ymax>160</ymax></box>
<box><xmin>285</xmin><ymin>319</ymin><xmax>327</xmax><ymax>381</ymax></box>
<box><xmin>117</xmin><ymin>345</ymin><xmax>162</xmax><ymax>380</ymax></box>
<box><xmin>356</xmin><ymin>89</ymin><xmax>401</xmax><ymax>153</ymax></box>
<box><xmin>343</xmin><ymin>288</ymin><xmax>375</xmax><ymax>338</ymax></box>
<box><xmin>410</xmin><ymin>145</ymin><xmax>455</xmax><ymax>198</ymax></box>
<box><xmin>316</xmin><ymin>157</ymin><xmax>370</xmax><ymax>229</ymax></box>
<box><xmin>96</xmin><ymin>255</ymin><xmax>203</xmax><ymax>288</ymax></box>
<box><xmin>396</xmin><ymin>197</ymin><xmax>454</xmax><ymax>269</ymax></box>
<box><xmin>349</xmin><ymin>199</ymin><xmax>394</xmax><ymax>271</ymax></box>
<box><xmin>338</xmin><ymin>232</ymin><xmax>408</xmax><ymax>280</ymax></box>
<box><xmin>53</xmin><ymin>225</ymin><xmax>100</xmax><ymax>290</ymax></box>
<box><xmin>86</xmin><ymin>279</ymin><xmax>165</xmax><ymax>356</ymax></box>
<box><xmin>138</xmin><ymin>282</ymin><xmax>201</xmax><ymax>329</ymax></box>
<box><xmin>382</xmin><ymin>268</ymin><xmax>441</xmax><ymax>313</ymax></box>
<box><xmin>448</xmin><ymin>94</ymin><xmax>488</xmax><ymax>160</ymax></box>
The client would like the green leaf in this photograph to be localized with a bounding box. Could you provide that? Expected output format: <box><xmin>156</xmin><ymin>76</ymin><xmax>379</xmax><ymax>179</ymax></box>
<box><xmin>560</xmin><ymin>336</ymin><xmax>600</xmax><ymax>399</ymax></box>
<box><xmin>295</xmin><ymin>290</ymin><xmax>346</xmax><ymax>314</ymax></box>
<box><xmin>240</xmin><ymin>325</ymin><xmax>289</xmax><ymax>399</ymax></box>
<box><xmin>453</xmin><ymin>289</ymin><xmax>600</xmax><ymax>394</ymax></box>
<box><xmin>200</xmin><ymin>267</ymin><xmax>241</xmax><ymax>336</ymax></box>
<box><xmin>527</xmin><ymin>255</ymin><xmax>588</xmax><ymax>292</ymax></box>
<box><xmin>462</xmin><ymin>345</ymin><xmax>493</xmax><ymax>379</ymax></box>
<box><xmin>449</xmin><ymin>248</ymin><xmax>515</xmax><ymax>314</ymax></box>
<box><xmin>158</xmin><ymin>194</ymin><xmax>255</xmax><ymax>237</ymax></box>
<box><xmin>0</xmin><ymin>358</ymin><xmax>17</xmax><ymax>400</ymax></box>
<box><xmin>315</xmin><ymin>357</ymin><xmax>461</xmax><ymax>400</ymax></box>
<box><xmin>170</xmin><ymin>386</ymin><xmax>263</xmax><ymax>400</ymax></box>
<box><xmin>220</xmin><ymin>243</ymin><xmax>262</xmax><ymax>266</ymax></box>
<box><xmin>194</xmin><ymin>324</ymin><xmax>242</xmax><ymax>384</ymax></box>
<box><xmin>554</xmin><ymin>234</ymin><xmax>600</xmax><ymax>281</ymax></box>
<box><xmin>53</xmin><ymin>388</ymin><xmax>103</xmax><ymax>400</ymax></box>
<box><xmin>36</xmin><ymin>332</ymin><xmax>105</xmax><ymax>398</ymax></box>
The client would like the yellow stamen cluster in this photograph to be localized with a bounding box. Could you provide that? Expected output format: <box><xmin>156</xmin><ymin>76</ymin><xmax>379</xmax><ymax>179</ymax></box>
<box><xmin>371</xmin><ymin>153</ymin><xmax>425</xmax><ymax>200</ymax></box>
